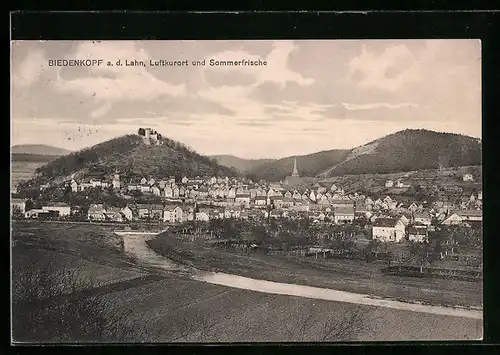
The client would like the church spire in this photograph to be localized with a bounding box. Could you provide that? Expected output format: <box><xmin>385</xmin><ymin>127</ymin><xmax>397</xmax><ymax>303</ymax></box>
<box><xmin>292</xmin><ymin>157</ymin><xmax>299</xmax><ymax>177</ymax></box>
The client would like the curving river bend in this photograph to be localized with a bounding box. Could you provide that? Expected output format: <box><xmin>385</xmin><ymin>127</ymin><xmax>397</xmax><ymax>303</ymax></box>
<box><xmin>118</xmin><ymin>232</ymin><xmax>483</xmax><ymax>321</ymax></box>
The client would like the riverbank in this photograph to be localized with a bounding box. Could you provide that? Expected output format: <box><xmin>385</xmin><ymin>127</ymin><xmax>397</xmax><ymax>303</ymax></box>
<box><xmin>147</xmin><ymin>233</ymin><xmax>483</xmax><ymax>309</ymax></box>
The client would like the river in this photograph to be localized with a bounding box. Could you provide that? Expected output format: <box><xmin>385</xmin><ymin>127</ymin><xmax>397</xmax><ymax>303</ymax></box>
<box><xmin>118</xmin><ymin>232</ymin><xmax>483</xmax><ymax>321</ymax></box>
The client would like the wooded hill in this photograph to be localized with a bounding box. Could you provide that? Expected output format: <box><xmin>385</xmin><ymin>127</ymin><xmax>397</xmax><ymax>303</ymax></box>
<box><xmin>28</xmin><ymin>134</ymin><xmax>238</xmax><ymax>186</ymax></box>
<box><xmin>238</xmin><ymin>129</ymin><xmax>481</xmax><ymax>181</ymax></box>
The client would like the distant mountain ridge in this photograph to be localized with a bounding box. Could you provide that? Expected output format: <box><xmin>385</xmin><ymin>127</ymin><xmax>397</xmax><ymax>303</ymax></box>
<box><xmin>248</xmin><ymin>149</ymin><xmax>350</xmax><ymax>182</ymax></box>
<box><xmin>318</xmin><ymin>129</ymin><xmax>482</xmax><ymax>178</ymax></box>
<box><xmin>12</xmin><ymin>144</ymin><xmax>71</xmax><ymax>156</ymax></box>
<box><xmin>24</xmin><ymin>134</ymin><xmax>238</xmax><ymax>186</ymax></box>
<box><xmin>20</xmin><ymin>129</ymin><xmax>482</xmax><ymax>186</ymax></box>
<box><xmin>242</xmin><ymin>129</ymin><xmax>481</xmax><ymax>181</ymax></box>
<box><xmin>210</xmin><ymin>155</ymin><xmax>275</xmax><ymax>173</ymax></box>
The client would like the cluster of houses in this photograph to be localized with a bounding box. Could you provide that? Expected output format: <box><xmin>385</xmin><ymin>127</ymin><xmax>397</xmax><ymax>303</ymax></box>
<box><xmin>371</xmin><ymin>208</ymin><xmax>482</xmax><ymax>243</ymax></box>
<box><xmin>12</xmin><ymin>159</ymin><xmax>482</xmax><ymax>245</ymax></box>
<box><xmin>12</xmin><ymin>186</ymin><xmax>482</xmax><ymax>244</ymax></box>
<box><xmin>385</xmin><ymin>172</ymin><xmax>476</xmax><ymax>189</ymax></box>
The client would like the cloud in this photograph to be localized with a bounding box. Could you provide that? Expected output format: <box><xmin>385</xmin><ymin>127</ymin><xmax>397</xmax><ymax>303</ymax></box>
<box><xmin>53</xmin><ymin>42</ymin><xmax>186</xmax><ymax>101</ymax></box>
<box><xmin>342</xmin><ymin>102</ymin><xmax>419</xmax><ymax>110</ymax></box>
<box><xmin>206</xmin><ymin>41</ymin><xmax>315</xmax><ymax>89</ymax></box>
<box><xmin>237</xmin><ymin>120</ymin><xmax>273</xmax><ymax>127</ymax></box>
<box><xmin>265</xmin><ymin>102</ymin><xmax>334</xmax><ymax>121</ymax></box>
<box><xmin>12</xmin><ymin>49</ymin><xmax>47</xmax><ymax>88</ymax></box>
<box><xmin>90</xmin><ymin>102</ymin><xmax>112</xmax><ymax>118</ymax></box>
<box><xmin>259</xmin><ymin>41</ymin><xmax>315</xmax><ymax>88</ymax></box>
<box><xmin>197</xmin><ymin>85</ymin><xmax>268</xmax><ymax>120</ymax></box>
<box><xmin>348</xmin><ymin>44</ymin><xmax>420</xmax><ymax>91</ymax></box>
<box><xmin>11</xmin><ymin>40</ymin><xmax>482</xmax><ymax>158</ymax></box>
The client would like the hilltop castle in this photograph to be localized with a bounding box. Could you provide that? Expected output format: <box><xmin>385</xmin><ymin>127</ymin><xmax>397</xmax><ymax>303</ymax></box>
<box><xmin>138</xmin><ymin>127</ymin><xmax>162</xmax><ymax>146</ymax></box>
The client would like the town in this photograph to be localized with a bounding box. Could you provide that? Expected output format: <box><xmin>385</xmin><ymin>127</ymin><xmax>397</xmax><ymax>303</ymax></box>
<box><xmin>11</xmin><ymin>153</ymin><xmax>482</xmax><ymax>252</ymax></box>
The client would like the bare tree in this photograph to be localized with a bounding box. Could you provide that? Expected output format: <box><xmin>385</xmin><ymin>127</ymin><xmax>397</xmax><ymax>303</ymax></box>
<box><xmin>11</xmin><ymin>256</ymin><xmax>149</xmax><ymax>343</ymax></box>
<box><xmin>282</xmin><ymin>303</ymin><xmax>378</xmax><ymax>342</ymax></box>
<box><xmin>283</xmin><ymin>308</ymin><xmax>317</xmax><ymax>341</ymax></box>
<box><xmin>317</xmin><ymin>305</ymin><xmax>369</xmax><ymax>341</ymax></box>
<box><xmin>168</xmin><ymin>311</ymin><xmax>219</xmax><ymax>342</ymax></box>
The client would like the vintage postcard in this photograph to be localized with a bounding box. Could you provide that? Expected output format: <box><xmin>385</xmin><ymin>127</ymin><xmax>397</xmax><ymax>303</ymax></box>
<box><xmin>11</xmin><ymin>40</ymin><xmax>482</xmax><ymax>343</ymax></box>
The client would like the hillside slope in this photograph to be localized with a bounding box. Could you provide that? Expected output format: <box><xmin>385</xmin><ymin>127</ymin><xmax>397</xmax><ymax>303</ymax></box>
<box><xmin>318</xmin><ymin>129</ymin><xmax>482</xmax><ymax>177</ymax></box>
<box><xmin>211</xmin><ymin>155</ymin><xmax>275</xmax><ymax>172</ymax></box>
<box><xmin>28</xmin><ymin>134</ymin><xmax>238</xmax><ymax>185</ymax></box>
<box><xmin>11</xmin><ymin>144</ymin><xmax>71</xmax><ymax>156</ymax></box>
<box><xmin>249</xmin><ymin>150</ymin><xmax>351</xmax><ymax>182</ymax></box>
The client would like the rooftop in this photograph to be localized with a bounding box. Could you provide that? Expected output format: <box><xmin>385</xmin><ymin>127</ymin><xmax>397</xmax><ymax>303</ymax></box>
<box><xmin>373</xmin><ymin>218</ymin><xmax>400</xmax><ymax>228</ymax></box>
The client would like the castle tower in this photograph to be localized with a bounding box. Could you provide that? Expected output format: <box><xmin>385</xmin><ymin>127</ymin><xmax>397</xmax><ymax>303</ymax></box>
<box><xmin>292</xmin><ymin>157</ymin><xmax>299</xmax><ymax>177</ymax></box>
<box><xmin>144</xmin><ymin>128</ymin><xmax>152</xmax><ymax>139</ymax></box>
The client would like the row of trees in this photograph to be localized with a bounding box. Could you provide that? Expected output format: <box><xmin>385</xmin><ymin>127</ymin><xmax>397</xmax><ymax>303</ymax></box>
<box><xmin>395</xmin><ymin>224</ymin><xmax>483</xmax><ymax>269</ymax></box>
<box><xmin>178</xmin><ymin>218</ymin><xmax>371</xmax><ymax>253</ymax></box>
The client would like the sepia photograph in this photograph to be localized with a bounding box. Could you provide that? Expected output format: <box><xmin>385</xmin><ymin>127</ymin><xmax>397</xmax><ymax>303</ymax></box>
<box><xmin>10</xmin><ymin>39</ymin><xmax>482</xmax><ymax>343</ymax></box>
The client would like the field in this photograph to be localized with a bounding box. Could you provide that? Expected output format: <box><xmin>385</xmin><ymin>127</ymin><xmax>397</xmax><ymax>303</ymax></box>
<box><xmin>148</xmin><ymin>234</ymin><xmax>483</xmax><ymax>308</ymax></box>
<box><xmin>11</xmin><ymin>222</ymin><xmax>483</xmax><ymax>342</ymax></box>
<box><xmin>11</xmin><ymin>161</ymin><xmax>46</xmax><ymax>189</ymax></box>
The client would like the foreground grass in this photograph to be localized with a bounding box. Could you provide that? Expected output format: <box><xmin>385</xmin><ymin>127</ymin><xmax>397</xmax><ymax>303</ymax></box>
<box><xmin>11</xmin><ymin>222</ymin><xmax>483</xmax><ymax>342</ymax></box>
<box><xmin>147</xmin><ymin>233</ymin><xmax>483</xmax><ymax>308</ymax></box>
<box><xmin>12</xmin><ymin>221</ymin><xmax>131</xmax><ymax>269</ymax></box>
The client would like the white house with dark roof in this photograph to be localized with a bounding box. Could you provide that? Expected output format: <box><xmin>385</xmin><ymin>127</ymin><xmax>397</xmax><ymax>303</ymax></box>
<box><xmin>12</xmin><ymin>198</ymin><xmax>27</xmax><ymax>213</ymax></box>
<box><xmin>121</xmin><ymin>206</ymin><xmax>134</xmax><ymax>221</ymax></box>
<box><xmin>441</xmin><ymin>210</ymin><xmax>482</xmax><ymax>225</ymax></box>
<box><xmin>372</xmin><ymin>218</ymin><xmax>406</xmax><ymax>242</ymax></box>
<box><xmin>42</xmin><ymin>202</ymin><xmax>71</xmax><ymax>216</ymax></box>
<box><xmin>151</xmin><ymin>186</ymin><xmax>161</xmax><ymax>196</ymax></box>
<box><xmin>88</xmin><ymin>204</ymin><xmax>107</xmax><ymax>221</ymax></box>
<box><xmin>334</xmin><ymin>206</ymin><xmax>355</xmax><ymax>224</ymax></box>
<box><xmin>408</xmin><ymin>223</ymin><xmax>428</xmax><ymax>243</ymax></box>
<box><xmin>413</xmin><ymin>211</ymin><xmax>432</xmax><ymax>226</ymax></box>
<box><xmin>235</xmin><ymin>193</ymin><xmax>251</xmax><ymax>207</ymax></box>
<box><xmin>462</xmin><ymin>173</ymin><xmax>474</xmax><ymax>182</ymax></box>
<box><xmin>163</xmin><ymin>205</ymin><xmax>183</xmax><ymax>223</ymax></box>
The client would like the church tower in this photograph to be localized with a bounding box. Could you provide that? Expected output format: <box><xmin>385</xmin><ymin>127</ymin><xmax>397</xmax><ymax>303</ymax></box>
<box><xmin>292</xmin><ymin>157</ymin><xmax>299</xmax><ymax>177</ymax></box>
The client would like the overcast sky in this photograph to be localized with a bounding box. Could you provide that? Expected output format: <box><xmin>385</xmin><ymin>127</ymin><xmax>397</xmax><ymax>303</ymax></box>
<box><xmin>11</xmin><ymin>40</ymin><xmax>481</xmax><ymax>159</ymax></box>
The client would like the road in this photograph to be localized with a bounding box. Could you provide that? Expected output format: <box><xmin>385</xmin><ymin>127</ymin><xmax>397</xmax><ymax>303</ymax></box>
<box><xmin>120</xmin><ymin>232</ymin><xmax>483</xmax><ymax>320</ymax></box>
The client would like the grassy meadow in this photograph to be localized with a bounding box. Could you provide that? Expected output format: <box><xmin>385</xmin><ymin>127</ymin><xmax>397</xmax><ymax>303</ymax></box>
<box><xmin>11</xmin><ymin>221</ymin><xmax>483</xmax><ymax>342</ymax></box>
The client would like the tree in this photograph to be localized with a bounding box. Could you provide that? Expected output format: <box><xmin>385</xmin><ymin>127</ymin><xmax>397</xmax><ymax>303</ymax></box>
<box><xmin>409</xmin><ymin>242</ymin><xmax>430</xmax><ymax>272</ymax></box>
<box><xmin>12</xmin><ymin>256</ymin><xmax>150</xmax><ymax>342</ymax></box>
<box><xmin>282</xmin><ymin>302</ymin><xmax>378</xmax><ymax>342</ymax></box>
<box><xmin>12</xmin><ymin>206</ymin><xmax>24</xmax><ymax>220</ymax></box>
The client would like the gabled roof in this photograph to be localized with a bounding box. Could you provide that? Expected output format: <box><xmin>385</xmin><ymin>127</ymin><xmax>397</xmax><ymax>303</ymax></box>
<box><xmin>135</xmin><ymin>203</ymin><xmax>150</xmax><ymax>209</ymax></box>
<box><xmin>414</xmin><ymin>211</ymin><xmax>431</xmax><ymax>218</ymax></box>
<box><xmin>408</xmin><ymin>227</ymin><xmax>427</xmax><ymax>235</ymax></box>
<box><xmin>235</xmin><ymin>193</ymin><xmax>251</xmax><ymax>198</ymax></box>
<box><xmin>88</xmin><ymin>204</ymin><xmax>106</xmax><ymax>212</ymax></box>
<box><xmin>330</xmin><ymin>199</ymin><xmax>354</xmax><ymax>205</ymax></box>
<box><xmin>45</xmin><ymin>202</ymin><xmax>70</xmax><ymax>207</ymax></box>
<box><xmin>106</xmin><ymin>207</ymin><xmax>121</xmax><ymax>214</ymax></box>
<box><xmin>455</xmin><ymin>209</ymin><xmax>482</xmax><ymax>217</ymax></box>
<box><xmin>373</xmin><ymin>218</ymin><xmax>400</xmax><ymax>228</ymax></box>
<box><xmin>334</xmin><ymin>206</ymin><xmax>355</xmax><ymax>214</ymax></box>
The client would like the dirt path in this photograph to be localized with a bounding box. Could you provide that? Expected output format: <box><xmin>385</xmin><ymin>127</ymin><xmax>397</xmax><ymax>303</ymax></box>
<box><xmin>120</xmin><ymin>232</ymin><xmax>191</xmax><ymax>273</ymax></box>
<box><xmin>120</xmin><ymin>233</ymin><xmax>483</xmax><ymax>321</ymax></box>
<box><xmin>193</xmin><ymin>272</ymin><xmax>482</xmax><ymax>320</ymax></box>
